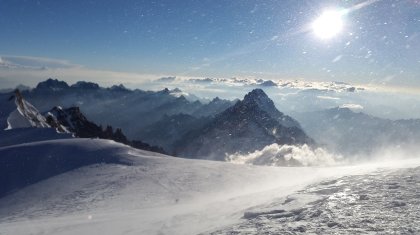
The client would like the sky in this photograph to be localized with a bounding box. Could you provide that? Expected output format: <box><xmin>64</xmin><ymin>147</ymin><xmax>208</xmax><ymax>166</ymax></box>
<box><xmin>0</xmin><ymin>0</ymin><xmax>419</xmax><ymax>88</ymax></box>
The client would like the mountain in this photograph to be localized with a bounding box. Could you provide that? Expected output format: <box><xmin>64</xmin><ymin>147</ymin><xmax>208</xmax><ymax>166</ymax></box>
<box><xmin>35</xmin><ymin>78</ymin><xmax>70</xmax><ymax>91</ymax></box>
<box><xmin>1</xmin><ymin>90</ymin><xmax>71</xmax><ymax>147</ymax></box>
<box><xmin>294</xmin><ymin>107</ymin><xmax>420</xmax><ymax>156</ymax></box>
<box><xmin>1</xmin><ymin>90</ymin><xmax>165</xmax><ymax>154</ymax></box>
<box><xmin>46</xmin><ymin>106</ymin><xmax>108</xmax><ymax>137</ymax></box>
<box><xmin>70</xmin><ymin>81</ymin><xmax>100</xmax><ymax>90</ymax></box>
<box><xmin>108</xmin><ymin>84</ymin><xmax>130</xmax><ymax>92</ymax></box>
<box><xmin>0</xmin><ymin>84</ymin><xmax>31</xmax><ymax>94</ymax></box>
<box><xmin>12</xmin><ymin>79</ymin><xmax>232</xmax><ymax>141</ymax></box>
<box><xmin>174</xmin><ymin>89</ymin><xmax>313</xmax><ymax>160</ymax></box>
<box><xmin>45</xmin><ymin>106</ymin><xmax>166</xmax><ymax>154</ymax></box>
<box><xmin>192</xmin><ymin>97</ymin><xmax>236</xmax><ymax>117</ymax></box>
<box><xmin>6</xmin><ymin>90</ymin><xmax>50</xmax><ymax>129</ymax></box>
<box><xmin>240</xmin><ymin>89</ymin><xmax>301</xmax><ymax>128</ymax></box>
<box><xmin>137</xmin><ymin>113</ymin><xmax>211</xmax><ymax>153</ymax></box>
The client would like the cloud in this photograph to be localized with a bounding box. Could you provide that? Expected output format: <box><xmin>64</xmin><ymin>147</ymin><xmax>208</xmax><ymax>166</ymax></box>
<box><xmin>0</xmin><ymin>55</ymin><xmax>78</xmax><ymax>70</ymax></box>
<box><xmin>227</xmin><ymin>144</ymin><xmax>339</xmax><ymax>167</ymax></box>
<box><xmin>156</xmin><ymin>76</ymin><xmax>177</xmax><ymax>83</ymax></box>
<box><xmin>2</xmin><ymin>54</ymin><xmax>419</xmax><ymax>121</ymax></box>
<box><xmin>339</xmin><ymin>103</ymin><xmax>364</xmax><ymax>110</ymax></box>
<box><xmin>0</xmin><ymin>55</ymin><xmax>165</xmax><ymax>88</ymax></box>
<box><xmin>317</xmin><ymin>95</ymin><xmax>340</xmax><ymax>100</ymax></box>
<box><xmin>152</xmin><ymin>76</ymin><xmax>366</xmax><ymax>93</ymax></box>
<box><xmin>0</xmin><ymin>54</ymin><xmax>394</xmax><ymax>96</ymax></box>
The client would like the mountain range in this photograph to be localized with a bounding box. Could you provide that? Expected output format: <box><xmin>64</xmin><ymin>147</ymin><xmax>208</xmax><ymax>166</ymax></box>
<box><xmin>1</xmin><ymin>80</ymin><xmax>315</xmax><ymax>160</ymax></box>
<box><xmin>294</xmin><ymin>107</ymin><xmax>420</xmax><ymax>156</ymax></box>
<box><xmin>2</xmin><ymin>89</ymin><xmax>165</xmax><ymax>154</ymax></box>
<box><xmin>1</xmin><ymin>79</ymin><xmax>235</xmax><ymax>141</ymax></box>
<box><xmin>3</xmin><ymin>78</ymin><xmax>420</xmax><ymax>160</ymax></box>
<box><xmin>174</xmin><ymin>89</ymin><xmax>313</xmax><ymax>160</ymax></box>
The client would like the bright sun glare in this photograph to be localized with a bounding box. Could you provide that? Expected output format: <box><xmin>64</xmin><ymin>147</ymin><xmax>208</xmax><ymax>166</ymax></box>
<box><xmin>312</xmin><ymin>9</ymin><xmax>345</xmax><ymax>40</ymax></box>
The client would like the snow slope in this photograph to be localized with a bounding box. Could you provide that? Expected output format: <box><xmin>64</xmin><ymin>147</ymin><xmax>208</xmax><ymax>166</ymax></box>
<box><xmin>6</xmin><ymin>91</ymin><xmax>50</xmax><ymax>129</ymax></box>
<box><xmin>210</xmin><ymin>165</ymin><xmax>420</xmax><ymax>234</ymax></box>
<box><xmin>0</xmin><ymin>128</ymin><xmax>72</xmax><ymax>148</ymax></box>
<box><xmin>1</xmin><ymin>138</ymin><xmax>419</xmax><ymax>234</ymax></box>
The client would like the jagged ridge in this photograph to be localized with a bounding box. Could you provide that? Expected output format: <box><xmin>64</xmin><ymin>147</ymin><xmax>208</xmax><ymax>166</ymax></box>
<box><xmin>174</xmin><ymin>89</ymin><xmax>313</xmax><ymax>160</ymax></box>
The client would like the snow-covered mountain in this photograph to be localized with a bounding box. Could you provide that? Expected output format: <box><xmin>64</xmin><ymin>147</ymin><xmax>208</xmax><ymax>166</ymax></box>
<box><xmin>1</xmin><ymin>90</ymin><xmax>165</xmax><ymax>154</ymax></box>
<box><xmin>294</xmin><ymin>107</ymin><xmax>420</xmax><ymax>156</ymax></box>
<box><xmin>6</xmin><ymin>89</ymin><xmax>51</xmax><ymax>129</ymax></box>
<box><xmin>44</xmin><ymin>105</ymin><xmax>166</xmax><ymax>154</ymax></box>
<box><xmin>46</xmin><ymin>106</ymin><xmax>109</xmax><ymax>138</ymax></box>
<box><xmin>0</xmin><ymin>90</ymin><xmax>72</xmax><ymax>147</ymax></box>
<box><xmin>175</xmin><ymin>89</ymin><xmax>313</xmax><ymax>160</ymax></box>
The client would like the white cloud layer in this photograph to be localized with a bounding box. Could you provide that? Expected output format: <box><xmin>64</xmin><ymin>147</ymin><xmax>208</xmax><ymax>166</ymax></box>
<box><xmin>339</xmin><ymin>103</ymin><xmax>364</xmax><ymax>110</ymax></box>
<box><xmin>0</xmin><ymin>55</ymin><xmax>77</xmax><ymax>70</ymax></box>
<box><xmin>2</xmin><ymin>54</ymin><xmax>420</xmax><ymax>120</ymax></box>
<box><xmin>227</xmin><ymin>144</ymin><xmax>339</xmax><ymax>167</ymax></box>
<box><xmin>0</xmin><ymin>55</ymin><xmax>164</xmax><ymax>88</ymax></box>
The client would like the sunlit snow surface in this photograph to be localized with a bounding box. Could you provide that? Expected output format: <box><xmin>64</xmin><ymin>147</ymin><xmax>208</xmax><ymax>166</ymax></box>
<box><xmin>208</xmin><ymin>167</ymin><xmax>420</xmax><ymax>234</ymax></box>
<box><xmin>0</xmin><ymin>139</ymin><xmax>420</xmax><ymax>234</ymax></box>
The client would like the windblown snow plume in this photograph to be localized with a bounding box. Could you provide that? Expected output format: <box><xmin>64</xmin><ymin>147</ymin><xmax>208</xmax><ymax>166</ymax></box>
<box><xmin>227</xmin><ymin>144</ymin><xmax>339</xmax><ymax>167</ymax></box>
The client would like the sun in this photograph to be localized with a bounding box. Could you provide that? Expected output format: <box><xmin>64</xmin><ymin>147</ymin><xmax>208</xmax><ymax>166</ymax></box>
<box><xmin>312</xmin><ymin>9</ymin><xmax>345</xmax><ymax>40</ymax></box>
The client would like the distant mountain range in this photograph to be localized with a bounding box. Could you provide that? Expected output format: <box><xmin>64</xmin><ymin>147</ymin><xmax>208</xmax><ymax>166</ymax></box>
<box><xmin>2</xmin><ymin>78</ymin><xmax>420</xmax><ymax>160</ymax></box>
<box><xmin>137</xmin><ymin>113</ymin><xmax>211</xmax><ymax>153</ymax></box>
<box><xmin>0</xmin><ymin>80</ymin><xmax>313</xmax><ymax>160</ymax></box>
<box><xmin>3</xmin><ymin>79</ymin><xmax>235</xmax><ymax>141</ymax></box>
<box><xmin>294</xmin><ymin>107</ymin><xmax>420</xmax><ymax>156</ymax></box>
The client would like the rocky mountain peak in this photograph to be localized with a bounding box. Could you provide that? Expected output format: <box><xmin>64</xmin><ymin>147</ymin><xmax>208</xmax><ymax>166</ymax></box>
<box><xmin>35</xmin><ymin>78</ymin><xmax>70</xmax><ymax>90</ymax></box>
<box><xmin>6</xmin><ymin>89</ymin><xmax>50</xmax><ymax>129</ymax></box>
<box><xmin>175</xmin><ymin>89</ymin><xmax>312</xmax><ymax>159</ymax></box>
<box><xmin>238</xmin><ymin>89</ymin><xmax>281</xmax><ymax>118</ymax></box>
<box><xmin>211</xmin><ymin>97</ymin><xmax>221</xmax><ymax>103</ymax></box>
<box><xmin>109</xmin><ymin>84</ymin><xmax>129</xmax><ymax>92</ymax></box>
<box><xmin>242</xmin><ymin>89</ymin><xmax>276</xmax><ymax>110</ymax></box>
<box><xmin>70</xmin><ymin>81</ymin><xmax>100</xmax><ymax>90</ymax></box>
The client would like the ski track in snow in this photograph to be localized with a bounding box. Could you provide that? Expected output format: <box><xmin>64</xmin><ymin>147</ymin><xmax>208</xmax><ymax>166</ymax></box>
<box><xmin>0</xmin><ymin>139</ymin><xmax>420</xmax><ymax>235</ymax></box>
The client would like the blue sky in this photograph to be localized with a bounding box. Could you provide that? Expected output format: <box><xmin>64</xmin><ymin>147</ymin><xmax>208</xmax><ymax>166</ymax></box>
<box><xmin>0</xmin><ymin>0</ymin><xmax>419</xmax><ymax>87</ymax></box>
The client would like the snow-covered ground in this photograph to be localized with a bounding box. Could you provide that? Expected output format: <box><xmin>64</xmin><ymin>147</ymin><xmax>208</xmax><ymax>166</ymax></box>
<box><xmin>0</xmin><ymin>128</ymin><xmax>72</xmax><ymax>147</ymax></box>
<box><xmin>0</xmin><ymin>139</ymin><xmax>419</xmax><ymax>235</ymax></box>
<box><xmin>209</xmin><ymin>166</ymin><xmax>420</xmax><ymax>234</ymax></box>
